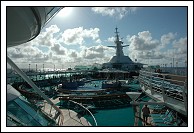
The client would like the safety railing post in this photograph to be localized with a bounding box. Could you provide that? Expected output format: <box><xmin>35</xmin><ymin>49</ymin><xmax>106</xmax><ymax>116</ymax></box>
<box><xmin>161</xmin><ymin>75</ymin><xmax>167</xmax><ymax>102</ymax></box>
<box><xmin>182</xmin><ymin>79</ymin><xmax>188</xmax><ymax>113</ymax></box>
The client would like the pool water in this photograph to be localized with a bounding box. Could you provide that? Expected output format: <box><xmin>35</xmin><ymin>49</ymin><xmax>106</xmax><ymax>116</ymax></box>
<box><xmin>84</xmin><ymin>106</ymin><xmax>143</xmax><ymax>126</ymax></box>
<box><xmin>57</xmin><ymin>79</ymin><xmax>144</xmax><ymax>126</ymax></box>
<box><xmin>78</xmin><ymin>80</ymin><xmax>103</xmax><ymax>90</ymax></box>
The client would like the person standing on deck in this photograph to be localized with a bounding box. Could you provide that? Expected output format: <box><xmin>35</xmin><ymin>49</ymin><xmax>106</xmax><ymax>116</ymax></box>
<box><xmin>142</xmin><ymin>105</ymin><xmax>150</xmax><ymax>125</ymax></box>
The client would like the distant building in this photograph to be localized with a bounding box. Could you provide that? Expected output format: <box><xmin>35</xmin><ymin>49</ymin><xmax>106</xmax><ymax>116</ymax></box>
<box><xmin>74</xmin><ymin>63</ymin><xmax>102</xmax><ymax>71</ymax></box>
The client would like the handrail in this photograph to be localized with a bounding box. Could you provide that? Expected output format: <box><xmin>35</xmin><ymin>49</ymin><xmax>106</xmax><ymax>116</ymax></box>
<box><xmin>66</xmin><ymin>106</ymin><xmax>87</xmax><ymax>126</ymax></box>
<box><xmin>139</xmin><ymin>70</ymin><xmax>186</xmax><ymax>86</ymax></box>
<box><xmin>7</xmin><ymin>56</ymin><xmax>64</xmax><ymax>126</ymax></box>
<box><xmin>139</xmin><ymin>70</ymin><xmax>187</xmax><ymax>100</ymax></box>
<box><xmin>7</xmin><ymin>112</ymin><xmax>27</xmax><ymax>126</ymax></box>
<box><xmin>68</xmin><ymin>100</ymin><xmax>98</xmax><ymax>126</ymax></box>
<box><xmin>140</xmin><ymin>69</ymin><xmax>187</xmax><ymax>77</ymax></box>
<box><xmin>139</xmin><ymin>70</ymin><xmax>188</xmax><ymax>116</ymax></box>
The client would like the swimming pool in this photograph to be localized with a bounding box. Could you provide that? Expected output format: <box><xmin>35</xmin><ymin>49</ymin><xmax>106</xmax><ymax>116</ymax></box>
<box><xmin>58</xmin><ymin>79</ymin><xmax>144</xmax><ymax>126</ymax></box>
<box><xmin>84</xmin><ymin>106</ymin><xmax>143</xmax><ymax>126</ymax></box>
<box><xmin>77</xmin><ymin>80</ymin><xmax>104</xmax><ymax>90</ymax></box>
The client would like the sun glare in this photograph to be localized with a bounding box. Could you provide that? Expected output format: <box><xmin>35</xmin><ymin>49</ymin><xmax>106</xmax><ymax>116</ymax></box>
<box><xmin>57</xmin><ymin>7</ymin><xmax>73</xmax><ymax>18</ymax></box>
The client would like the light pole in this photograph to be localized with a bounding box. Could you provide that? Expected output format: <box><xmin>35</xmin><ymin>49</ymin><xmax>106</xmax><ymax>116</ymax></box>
<box><xmin>29</xmin><ymin>64</ymin><xmax>30</xmax><ymax>72</ymax></box>
<box><xmin>36</xmin><ymin>64</ymin><xmax>37</xmax><ymax>72</ymax></box>
<box><xmin>176</xmin><ymin>61</ymin><xmax>178</xmax><ymax>74</ymax></box>
<box><xmin>36</xmin><ymin>64</ymin><xmax>38</xmax><ymax>80</ymax></box>
<box><xmin>185</xmin><ymin>60</ymin><xmax>187</xmax><ymax>75</ymax></box>
<box><xmin>165</xmin><ymin>64</ymin><xmax>167</xmax><ymax>72</ymax></box>
<box><xmin>43</xmin><ymin>64</ymin><xmax>44</xmax><ymax>72</ymax></box>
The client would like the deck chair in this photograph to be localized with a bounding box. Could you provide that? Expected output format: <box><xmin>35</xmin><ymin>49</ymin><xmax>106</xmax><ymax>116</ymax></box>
<box><xmin>151</xmin><ymin>111</ymin><xmax>174</xmax><ymax>123</ymax></box>
<box><xmin>154</xmin><ymin>121</ymin><xmax>177</xmax><ymax>126</ymax></box>
<box><xmin>153</xmin><ymin>116</ymin><xmax>179</xmax><ymax>126</ymax></box>
<box><xmin>150</xmin><ymin>109</ymin><xmax>170</xmax><ymax>118</ymax></box>
<box><xmin>148</xmin><ymin>105</ymin><xmax>165</xmax><ymax>110</ymax></box>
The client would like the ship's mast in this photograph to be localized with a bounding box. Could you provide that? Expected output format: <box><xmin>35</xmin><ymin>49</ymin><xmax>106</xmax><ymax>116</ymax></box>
<box><xmin>108</xmin><ymin>27</ymin><xmax>129</xmax><ymax>62</ymax></box>
<box><xmin>108</xmin><ymin>27</ymin><xmax>129</xmax><ymax>59</ymax></box>
<box><xmin>103</xmin><ymin>27</ymin><xmax>142</xmax><ymax>70</ymax></box>
<box><xmin>114</xmin><ymin>27</ymin><xmax>124</xmax><ymax>57</ymax></box>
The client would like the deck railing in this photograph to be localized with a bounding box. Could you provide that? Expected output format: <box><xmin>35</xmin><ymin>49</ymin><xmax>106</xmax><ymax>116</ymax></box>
<box><xmin>138</xmin><ymin>70</ymin><xmax>187</xmax><ymax>113</ymax></box>
<box><xmin>67</xmin><ymin>100</ymin><xmax>98</xmax><ymax>126</ymax></box>
<box><xmin>7</xmin><ymin>56</ymin><xmax>64</xmax><ymax>126</ymax></box>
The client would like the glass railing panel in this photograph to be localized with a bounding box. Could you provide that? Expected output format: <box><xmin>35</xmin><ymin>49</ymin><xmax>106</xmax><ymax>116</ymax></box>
<box><xmin>15</xmin><ymin>97</ymin><xmax>52</xmax><ymax>126</ymax></box>
<box><xmin>7</xmin><ymin>101</ymin><xmax>40</xmax><ymax>126</ymax></box>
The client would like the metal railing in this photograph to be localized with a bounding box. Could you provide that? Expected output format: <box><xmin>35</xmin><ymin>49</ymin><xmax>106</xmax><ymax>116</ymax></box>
<box><xmin>7</xmin><ymin>112</ymin><xmax>27</xmax><ymax>126</ymax></box>
<box><xmin>7</xmin><ymin>56</ymin><xmax>64</xmax><ymax>126</ymax></box>
<box><xmin>67</xmin><ymin>100</ymin><xmax>98</xmax><ymax>126</ymax></box>
<box><xmin>138</xmin><ymin>70</ymin><xmax>187</xmax><ymax>112</ymax></box>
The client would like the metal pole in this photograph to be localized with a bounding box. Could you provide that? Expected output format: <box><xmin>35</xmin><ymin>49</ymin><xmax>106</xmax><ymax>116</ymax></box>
<box><xmin>185</xmin><ymin>60</ymin><xmax>187</xmax><ymax>76</ymax></box>
<box><xmin>36</xmin><ymin>64</ymin><xmax>38</xmax><ymax>81</ymax></box>
<box><xmin>7</xmin><ymin>56</ymin><xmax>64</xmax><ymax>124</ymax></box>
<box><xmin>29</xmin><ymin>64</ymin><xmax>30</xmax><ymax>72</ymax></box>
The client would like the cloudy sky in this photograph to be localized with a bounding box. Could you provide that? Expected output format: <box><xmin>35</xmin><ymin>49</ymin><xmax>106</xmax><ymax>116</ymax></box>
<box><xmin>7</xmin><ymin>6</ymin><xmax>188</xmax><ymax>70</ymax></box>
<box><xmin>2</xmin><ymin>2</ymin><xmax>193</xmax><ymax>132</ymax></box>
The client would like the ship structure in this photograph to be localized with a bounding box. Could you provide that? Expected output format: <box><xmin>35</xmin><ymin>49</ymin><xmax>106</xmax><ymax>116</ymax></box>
<box><xmin>102</xmin><ymin>27</ymin><xmax>143</xmax><ymax>72</ymax></box>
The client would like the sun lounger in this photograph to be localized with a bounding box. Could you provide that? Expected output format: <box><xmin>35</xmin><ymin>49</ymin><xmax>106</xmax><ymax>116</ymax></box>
<box><xmin>150</xmin><ymin>109</ymin><xmax>170</xmax><ymax>118</ymax></box>
<box><xmin>151</xmin><ymin>111</ymin><xmax>174</xmax><ymax>124</ymax></box>
<box><xmin>148</xmin><ymin>105</ymin><xmax>165</xmax><ymax>110</ymax></box>
<box><xmin>154</xmin><ymin>121</ymin><xmax>177</xmax><ymax>126</ymax></box>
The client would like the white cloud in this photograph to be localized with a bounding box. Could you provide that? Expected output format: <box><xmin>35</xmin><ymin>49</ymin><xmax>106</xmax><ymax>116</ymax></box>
<box><xmin>7</xmin><ymin>21</ymin><xmax>187</xmax><ymax>69</ymax></box>
<box><xmin>75</xmin><ymin>45</ymin><xmax>114</xmax><ymax>64</ymax></box>
<box><xmin>80</xmin><ymin>45</ymin><xmax>104</xmax><ymax>59</ymax></box>
<box><xmin>25</xmin><ymin>25</ymin><xmax>60</xmax><ymax>47</ymax></box>
<box><xmin>69</xmin><ymin>51</ymin><xmax>78</xmax><ymax>58</ymax></box>
<box><xmin>125</xmin><ymin>31</ymin><xmax>187</xmax><ymax>66</ymax></box>
<box><xmin>128</xmin><ymin>31</ymin><xmax>160</xmax><ymax>51</ymax></box>
<box><xmin>161</xmin><ymin>32</ymin><xmax>176</xmax><ymax>47</ymax></box>
<box><xmin>61</xmin><ymin>27</ymin><xmax>100</xmax><ymax>45</ymax></box>
<box><xmin>7</xmin><ymin>46</ymin><xmax>50</xmax><ymax>63</ymax></box>
<box><xmin>50</xmin><ymin>43</ymin><xmax>66</xmax><ymax>55</ymax></box>
<box><xmin>91</xmin><ymin>7</ymin><xmax>139</xmax><ymax>19</ymax></box>
<box><xmin>7</xmin><ymin>25</ymin><xmax>107</xmax><ymax>69</ymax></box>
<box><xmin>107</xmin><ymin>36</ymin><xmax>115</xmax><ymax>42</ymax></box>
<box><xmin>95</xmin><ymin>39</ymin><xmax>102</xmax><ymax>44</ymax></box>
<box><xmin>173</xmin><ymin>37</ymin><xmax>187</xmax><ymax>54</ymax></box>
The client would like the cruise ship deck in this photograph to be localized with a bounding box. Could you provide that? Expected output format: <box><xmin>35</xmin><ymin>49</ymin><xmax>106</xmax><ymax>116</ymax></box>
<box><xmin>42</xmin><ymin>98</ymin><xmax>91</xmax><ymax>126</ymax></box>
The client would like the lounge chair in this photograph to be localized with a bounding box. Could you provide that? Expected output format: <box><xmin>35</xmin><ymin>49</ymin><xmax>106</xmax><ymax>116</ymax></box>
<box><xmin>151</xmin><ymin>111</ymin><xmax>174</xmax><ymax>124</ymax></box>
<box><xmin>153</xmin><ymin>116</ymin><xmax>184</xmax><ymax>127</ymax></box>
<box><xmin>150</xmin><ymin>109</ymin><xmax>170</xmax><ymax>118</ymax></box>
<box><xmin>148</xmin><ymin>105</ymin><xmax>165</xmax><ymax>110</ymax></box>
<box><xmin>154</xmin><ymin>120</ymin><xmax>177</xmax><ymax>126</ymax></box>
